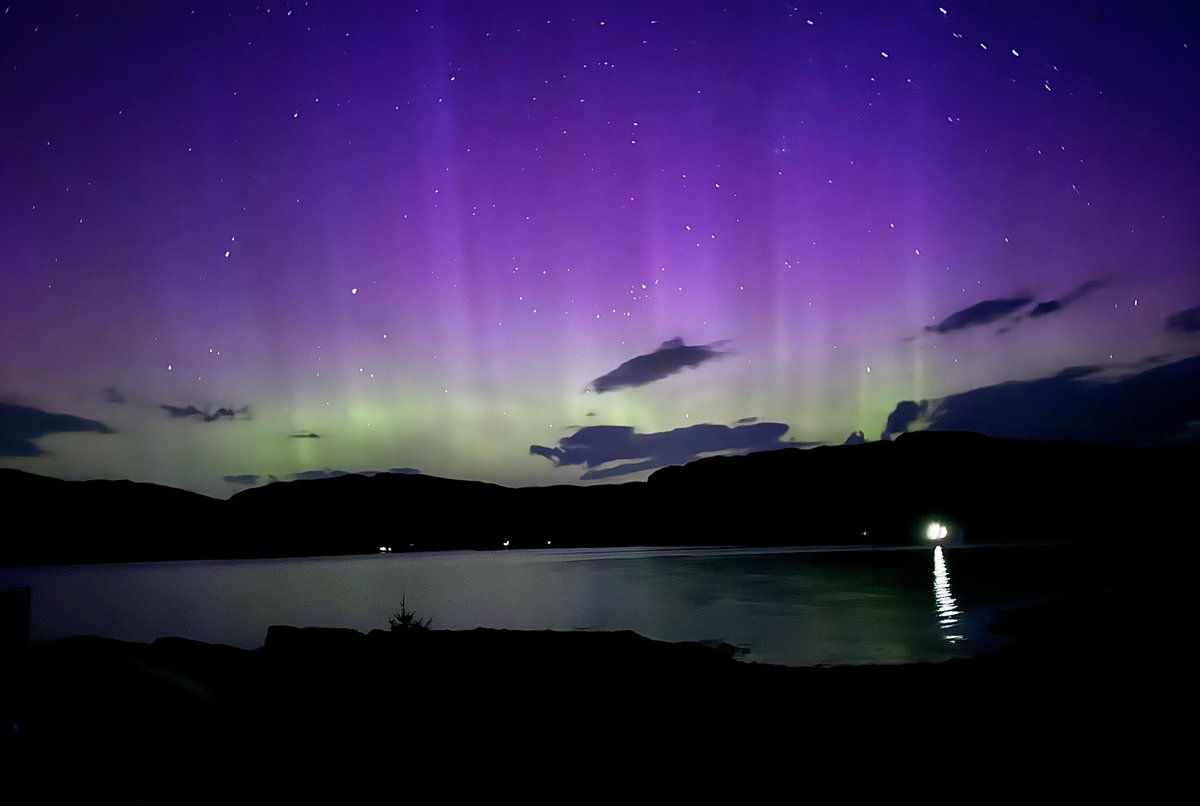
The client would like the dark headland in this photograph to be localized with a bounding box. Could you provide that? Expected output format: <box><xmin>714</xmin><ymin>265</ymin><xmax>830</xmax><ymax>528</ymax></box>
<box><xmin>1</xmin><ymin>431</ymin><xmax>1191</xmax><ymax>794</ymax></box>
<box><xmin>1</xmin><ymin>430</ymin><xmax>1195</xmax><ymax>565</ymax></box>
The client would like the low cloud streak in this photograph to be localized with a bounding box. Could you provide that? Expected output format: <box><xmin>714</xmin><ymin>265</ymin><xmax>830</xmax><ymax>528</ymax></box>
<box><xmin>0</xmin><ymin>401</ymin><xmax>113</xmax><ymax>457</ymax></box>
<box><xmin>880</xmin><ymin>355</ymin><xmax>1200</xmax><ymax>446</ymax></box>
<box><xmin>588</xmin><ymin>338</ymin><xmax>728</xmax><ymax>393</ymax></box>
<box><xmin>531</xmin><ymin>421</ymin><xmax>802</xmax><ymax>480</ymax></box>
<box><xmin>161</xmin><ymin>404</ymin><xmax>250</xmax><ymax>422</ymax></box>
<box><xmin>926</xmin><ymin>297</ymin><xmax>1033</xmax><ymax>334</ymax></box>
<box><xmin>1166</xmin><ymin>304</ymin><xmax>1200</xmax><ymax>334</ymax></box>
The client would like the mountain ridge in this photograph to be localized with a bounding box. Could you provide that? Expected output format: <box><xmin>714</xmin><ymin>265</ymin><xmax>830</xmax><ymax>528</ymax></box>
<box><xmin>2</xmin><ymin>430</ymin><xmax>1193</xmax><ymax>565</ymax></box>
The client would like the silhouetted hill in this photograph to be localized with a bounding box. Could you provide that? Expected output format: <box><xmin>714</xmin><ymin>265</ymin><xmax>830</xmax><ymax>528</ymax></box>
<box><xmin>3</xmin><ymin>431</ymin><xmax>1194</xmax><ymax>564</ymax></box>
<box><xmin>0</xmin><ymin>470</ymin><xmax>225</xmax><ymax>564</ymax></box>
<box><xmin>647</xmin><ymin>430</ymin><xmax>1194</xmax><ymax>546</ymax></box>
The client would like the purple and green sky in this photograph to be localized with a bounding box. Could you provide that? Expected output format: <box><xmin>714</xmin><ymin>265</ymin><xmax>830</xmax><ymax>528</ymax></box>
<box><xmin>2</xmin><ymin>1</ymin><xmax>1198</xmax><ymax>498</ymax></box>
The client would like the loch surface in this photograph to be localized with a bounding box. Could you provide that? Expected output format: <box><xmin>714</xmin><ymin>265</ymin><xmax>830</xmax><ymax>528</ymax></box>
<box><xmin>0</xmin><ymin>543</ymin><xmax>1085</xmax><ymax>666</ymax></box>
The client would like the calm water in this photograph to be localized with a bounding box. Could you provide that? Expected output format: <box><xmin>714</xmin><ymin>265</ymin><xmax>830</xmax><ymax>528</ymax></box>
<box><xmin>0</xmin><ymin>544</ymin><xmax>1076</xmax><ymax>667</ymax></box>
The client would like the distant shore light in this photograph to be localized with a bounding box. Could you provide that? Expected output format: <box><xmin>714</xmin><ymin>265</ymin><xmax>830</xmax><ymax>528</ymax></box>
<box><xmin>926</xmin><ymin>521</ymin><xmax>949</xmax><ymax>541</ymax></box>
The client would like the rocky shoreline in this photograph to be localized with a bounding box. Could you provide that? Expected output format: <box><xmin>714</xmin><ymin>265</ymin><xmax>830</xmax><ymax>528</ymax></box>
<box><xmin>1</xmin><ymin>583</ymin><xmax>1186</xmax><ymax>799</ymax></box>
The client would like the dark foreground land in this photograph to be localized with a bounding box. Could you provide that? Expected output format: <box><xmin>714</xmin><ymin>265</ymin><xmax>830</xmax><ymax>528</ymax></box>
<box><xmin>1</xmin><ymin>432</ymin><xmax>1192</xmax><ymax>797</ymax></box>
<box><xmin>0</xmin><ymin>577</ymin><xmax>1188</xmax><ymax>801</ymax></box>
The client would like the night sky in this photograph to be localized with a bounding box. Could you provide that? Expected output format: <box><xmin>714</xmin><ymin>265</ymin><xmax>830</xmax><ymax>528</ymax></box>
<box><xmin>2</xmin><ymin>1</ymin><xmax>1198</xmax><ymax>498</ymax></box>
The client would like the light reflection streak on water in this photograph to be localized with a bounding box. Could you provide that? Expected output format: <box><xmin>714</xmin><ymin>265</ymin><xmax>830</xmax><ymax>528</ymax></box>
<box><xmin>933</xmin><ymin>545</ymin><xmax>964</xmax><ymax>642</ymax></box>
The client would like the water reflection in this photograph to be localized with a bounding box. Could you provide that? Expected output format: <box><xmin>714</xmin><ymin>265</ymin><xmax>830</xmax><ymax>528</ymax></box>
<box><xmin>932</xmin><ymin>545</ymin><xmax>964</xmax><ymax>643</ymax></box>
<box><xmin>0</xmin><ymin>545</ymin><xmax>1066</xmax><ymax>666</ymax></box>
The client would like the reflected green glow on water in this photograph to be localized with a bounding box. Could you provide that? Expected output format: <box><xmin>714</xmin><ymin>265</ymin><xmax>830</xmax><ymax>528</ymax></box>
<box><xmin>1</xmin><ymin>544</ymin><xmax>1079</xmax><ymax>667</ymax></box>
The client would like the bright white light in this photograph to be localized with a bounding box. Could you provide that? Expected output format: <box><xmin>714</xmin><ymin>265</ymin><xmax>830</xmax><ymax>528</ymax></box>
<box><xmin>932</xmin><ymin>545</ymin><xmax>964</xmax><ymax>642</ymax></box>
<box><xmin>926</xmin><ymin>521</ymin><xmax>949</xmax><ymax>541</ymax></box>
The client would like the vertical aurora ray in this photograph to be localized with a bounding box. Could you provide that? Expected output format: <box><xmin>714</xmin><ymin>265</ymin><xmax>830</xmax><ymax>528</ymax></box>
<box><xmin>0</xmin><ymin>2</ymin><xmax>1196</xmax><ymax>496</ymax></box>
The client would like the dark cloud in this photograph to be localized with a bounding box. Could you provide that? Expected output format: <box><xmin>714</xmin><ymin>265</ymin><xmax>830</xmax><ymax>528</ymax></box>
<box><xmin>925</xmin><ymin>297</ymin><xmax>1033</xmax><ymax>334</ymax></box>
<box><xmin>881</xmin><ymin>400</ymin><xmax>928</xmax><ymax>440</ymax></box>
<box><xmin>735</xmin><ymin>417</ymin><xmax>759</xmax><ymax>425</ymax></box>
<box><xmin>1028</xmin><ymin>300</ymin><xmax>1061</xmax><ymax>318</ymax></box>
<box><xmin>288</xmin><ymin>467</ymin><xmax>419</xmax><ymax>481</ymax></box>
<box><xmin>1165</xmin><ymin>304</ymin><xmax>1200</xmax><ymax>334</ymax></box>
<box><xmin>161</xmin><ymin>404</ymin><xmax>250</xmax><ymax>422</ymax></box>
<box><xmin>289</xmin><ymin>432</ymin><xmax>320</xmax><ymax>439</ymax></box>
<box><xmin>161</xmin><ymin>404</ymin><xmax>203</xmax><ymax>419</ymax></box>
<box><xmin>880</xmin><ymin>354</ymin><xmax>1200</xmax><ymax>445</ymax></box>
<box><xmin>530</xmin><ymin>421</ymin><xmax>802</xmax><ymax>480</ymax></box>
<box><xmin>923</xmin><ymin>283</ymin><xmax>1101</xmax><ymax>338</ymax></box>
<box><xmin>103</xmin><ymin>386</ymin><xmax>125</xmax><ymax>404</ymax></box>
<box><xmin>227</xmin><ymin>467</ymin><xmax>420</xmax><ymax>485</ymax></box>
<box><xmin>290</xmin><ymin>468</ymin><xmax>353</xmax><ymax>481</ymax></box>
<box><xmin>1029</xmin><ymin>280</ymin><xmax>1103</xmax><ymax>319</ymax></box>
<box><xmin>843</xmin><ymin>431</ymin><xmax>866</xmax><ymax>446</ymax></box>
<box><xmin>1061</xmin><ymin>279</ymin><xmax>1103</xmax><ymax>303</ymax></box>
<box><xmin>588</xmin><ymin>337</ymin><xmax>728</xmax><ymax>393</ymax></box>
<box><xmin>0</xmin><ymin>401</ymin><xmax>113</xmax><ymax>456</ymax></box>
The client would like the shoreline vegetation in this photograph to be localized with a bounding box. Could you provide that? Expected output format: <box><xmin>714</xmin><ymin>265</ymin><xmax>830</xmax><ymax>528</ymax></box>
<box><xmin>0</xmin><ymin>578</ymin><xmax>1186</xmax><ymax>795</ymax></box>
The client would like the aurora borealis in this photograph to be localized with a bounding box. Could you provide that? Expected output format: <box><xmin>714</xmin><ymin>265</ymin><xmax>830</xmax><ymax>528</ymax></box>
<box><xmin>2</xmin><ymin>1</ymin><xmax>1198</xmax><ymax>498</ymax></box>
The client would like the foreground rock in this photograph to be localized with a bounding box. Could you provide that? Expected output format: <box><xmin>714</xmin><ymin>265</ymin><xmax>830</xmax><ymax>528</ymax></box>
<box><xmin>1</xmin><ymin>588</ymin><xmax>1187</xmax><ymax>798</ymax></box>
